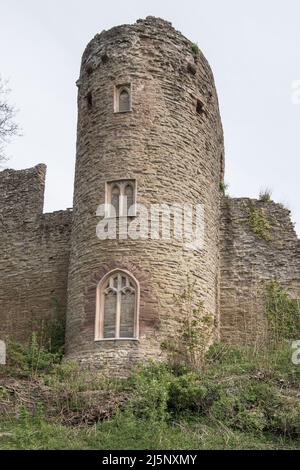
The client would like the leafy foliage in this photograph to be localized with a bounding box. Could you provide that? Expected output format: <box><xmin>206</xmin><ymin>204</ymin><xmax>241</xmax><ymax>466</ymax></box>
<box><xmin>128</xmin><ymin>362</ymin><xmax>172</xmax><ymax>422</ymax></box>
<box><xmin>1</xmin><ymin>341</ymin><xmax>300</xmax><ymax>449</ymax></box>
<box><xmin>265</xmin><ymin>280</ymin><xmax>300</xmax><ymax>343</ymax></box>
<box><xmin>1</xmin><ymin>321</ymin><xmax>300</xmax><ymax>449</ymax></box>
<box><xmin>5</xmin><ymin>333</ymin><xmax>60</xmax><ymax>378</ymax></box>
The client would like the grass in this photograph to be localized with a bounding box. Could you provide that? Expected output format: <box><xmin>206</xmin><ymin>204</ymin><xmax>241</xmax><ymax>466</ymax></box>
<box><xmin>1</xmin><ymin>414</ymin><xmax>299</xmax><ymax>450</ymax></box>
<box><xmin>259</xmin><ymin>188</ymin><xmax>272</xmax><ymax>202</ymax></box>
<box><xmin>0</xmin><ymin>339</ymin><xmax>300</xmax><ymax>450</ymax></box>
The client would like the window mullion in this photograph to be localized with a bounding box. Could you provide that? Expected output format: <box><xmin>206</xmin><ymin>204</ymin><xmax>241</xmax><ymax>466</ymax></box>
<box><xmin>119</xmin><ymin>183</ymin><xmax>125</xmax><ymax>217</ymax></box>
<box><xmin>99</xmin><ymin>289</ymin><xmax>104</xmax><ymax>339</ymax></box>
<box><xmin>115</xmin><ymin>273</ymin><xmax>121</xmax><ymax>339</ymax></box>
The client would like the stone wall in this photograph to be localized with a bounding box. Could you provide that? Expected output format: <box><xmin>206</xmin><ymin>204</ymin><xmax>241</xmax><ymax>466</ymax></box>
<box><xmin>220</xmin><ymin>197</ymin><xmax>300</xmax><ymax>344</ymax></box>
<box><xmin>66</xmin><ymin>16</ymin><xmax>224</xmax><ymax>371</ymax></box>
<box><xmin>0</xmin><ymin>165</ymin><xmax>72</xmax><ymax>343</ymax></box>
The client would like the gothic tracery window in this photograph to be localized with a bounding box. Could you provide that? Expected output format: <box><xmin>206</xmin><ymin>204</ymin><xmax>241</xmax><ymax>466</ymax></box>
<box><xmin>95</xmin><ymin>270</ymin><xmax>139</xmax><ymax>340</ymax></box>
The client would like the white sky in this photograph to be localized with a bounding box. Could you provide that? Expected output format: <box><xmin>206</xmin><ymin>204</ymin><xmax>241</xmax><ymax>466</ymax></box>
<box><xmin>1</xmin><ymin>0</ymin><xmax>300</xmax><ymax>234</ymax></box>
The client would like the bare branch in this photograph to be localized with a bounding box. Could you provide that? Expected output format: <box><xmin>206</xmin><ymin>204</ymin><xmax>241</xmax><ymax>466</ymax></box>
<box><xmin>0</xmin><ymin>77</ymin><xmax>20</xmax><ymax>163</ymax></box>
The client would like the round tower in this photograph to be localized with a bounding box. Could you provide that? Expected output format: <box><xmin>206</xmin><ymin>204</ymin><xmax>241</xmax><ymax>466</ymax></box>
<box><xmin>65</xmin><ymin>17</ymin><xmax>224</xmax><ymax>373</ymax></box>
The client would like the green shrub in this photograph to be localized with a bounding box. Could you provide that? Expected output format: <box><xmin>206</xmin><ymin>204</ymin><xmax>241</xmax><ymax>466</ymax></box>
<box><xmin>43</xmin><ymin>361</ymin><xmax>116</xmax><ymax>416</ymax></box>
<box><xmin>206</xmin><ymin>342</ymin><xmax>253</xmax><ymax>366</ymax></box>
<box><xmin>270</xmin><ymin>401</ymin><xmax>300</xmax><ymax>436</ymax></box>
<box><xmin>6</xmin><ymin>333</ymin><xmax>60</xmax><ymax>377</ymax></box>
<box><xmin>128</xmin><ymin>362</ymin><xmax>172</xmax><ymax>422</ymax></box>
<box><xmin>265</xmin><ymin>280</ymin><xmax>300</xmax><ymax>343</ymax></box>
<box><xmin>191</xmin><ymin>43</ymin><xmax>200</xmax><ymax>55</ymax></box>
<box><xmin>210</xmin><ymin>380</ymin><xmax>279</xmax><ymax>433</ymax></box>
<box><xmin>2</xmin><ymin>332</ymin><xmax>300</xmax><ymax>445</ymax></box>
<box><xmin>168</xmin><ymin>373</ymin><xmax>218</xmax><ymax>414</ymax></box>
<box><xmin>211</xmin><ymin>395</ymin><xmax>268</xmax><ymax>433</ymax></box>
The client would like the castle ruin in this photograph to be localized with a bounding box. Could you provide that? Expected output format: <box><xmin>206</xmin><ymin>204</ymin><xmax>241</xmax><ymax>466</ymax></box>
<box><xmin>1</xmin><ymin>17</ymin><xmax>300</xmax><ymax>373</ymax></box>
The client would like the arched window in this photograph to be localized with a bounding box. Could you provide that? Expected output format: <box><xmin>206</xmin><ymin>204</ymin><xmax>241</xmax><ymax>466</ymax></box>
<box><xmin>114</xmin><ymin>84</ymin><xmax>131</xmax><ymax>113</ymax></box>
<box><xmin>106</xmin><ymin>180</ymin><xmax>136</xmax><ymax>217</ymax></box>
<box><xmin>119</xmin><ymin>89</ymin><xmax>130</xmax><ymax>112</ymax></box>
<box><xmin>95</xmin><ymin>270</ymin><xmax>139</xmax><ymax>340</ymax></box>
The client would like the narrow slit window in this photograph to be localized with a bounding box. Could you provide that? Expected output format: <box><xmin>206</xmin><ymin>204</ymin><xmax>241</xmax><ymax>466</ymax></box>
<box><xmin>86</xmin><ymin>92</ymin><xmax>93</xmax><ymax>109</ymax></box>
<box><xmin>196</xmin><ymin>99</ymin><xmax>204</xmax><ymax>115</ymax></box>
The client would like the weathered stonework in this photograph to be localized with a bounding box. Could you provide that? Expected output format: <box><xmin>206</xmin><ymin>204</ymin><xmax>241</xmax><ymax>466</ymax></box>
<box><xmin>0</xmin><ymin>165</ymin><xmax>72</xmax><ymax>342</ymax></box>
<box><xmin>0</xmin><ymin>17</ymin><xmax>299</xmax><ymax>374</ymax></box>
<box><xmin>220</xmin><ymin>197</ymin><xmax>300</xmax><ymax>345</ymax></box>
<box><xmin>65</xmin><ymin>16</ymin><xmax>224</xmax><ymax>371</ymax></box>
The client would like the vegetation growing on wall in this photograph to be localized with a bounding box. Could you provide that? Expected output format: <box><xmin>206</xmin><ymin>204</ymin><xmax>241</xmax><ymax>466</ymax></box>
<box><xmin>246</xmin><ymin>204</ymin><xmax>271</xmax><ymax>241</ymax></box>
<box><xmin>259</xmin><ymin>188</ymin><xmax>272</xmax><ymax>202</ymax></box>
<box><xmin>191</xmin><ymin>43</ymin><xmax>200</xmax><ymax>55</ymax></box>
<box><xmin>219</xmin><ymin>181</ymin><xmax>229</xmax><ymax>196</ymax></box>
<box><xmin>6</xmin><ymin>333</ymin><xmax>61</xmax><ymax>379</ymax></box>
<box><xmin>5</xmin><ymin>301</ymin><xmax>66</xmax><ymax>380</ymax></box>
<box><xmin>265</xmin><ymin>280</ymin><xmax>300</xmax><ymax>344</ymax></box>
<box><xmin>161</xmin><ymin>280</ymin><xmax>214</xmax><ymax>372</ymax></box>
<box><xmin>22</xmin><ymin>297</ymin><xmax>66</xmax><ymax>358</ymax></box>
<box><xmin>47</xmin><ymin>296</ymin><xmax>66</xmax><ymax>355</ymax></box>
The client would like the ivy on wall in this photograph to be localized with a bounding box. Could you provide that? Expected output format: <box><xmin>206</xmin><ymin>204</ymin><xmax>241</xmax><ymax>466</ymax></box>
<box><xmin>246</xmin><ymin>204</ymin><xmax>271</xmax><ymax>241</ymax></box>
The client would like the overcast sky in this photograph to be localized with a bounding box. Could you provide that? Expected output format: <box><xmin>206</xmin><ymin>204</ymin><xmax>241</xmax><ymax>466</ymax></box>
<box><xmin>1</xmin><ymin>0</ymin><xmax>300</xmax><ymax>233</ymax></box>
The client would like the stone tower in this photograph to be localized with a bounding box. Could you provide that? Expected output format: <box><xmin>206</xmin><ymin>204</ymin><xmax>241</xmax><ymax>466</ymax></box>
<box><xmin>65</xmin><ymin>17</ymin><xmax>224</xmax><ymax>373</ymax></box>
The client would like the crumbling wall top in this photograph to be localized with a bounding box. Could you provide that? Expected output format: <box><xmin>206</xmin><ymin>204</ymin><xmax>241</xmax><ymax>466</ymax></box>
<box><xmin>0</xmin><ymin>164</ymin><xmax>46</xmax><ymax>228</ymax></box>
